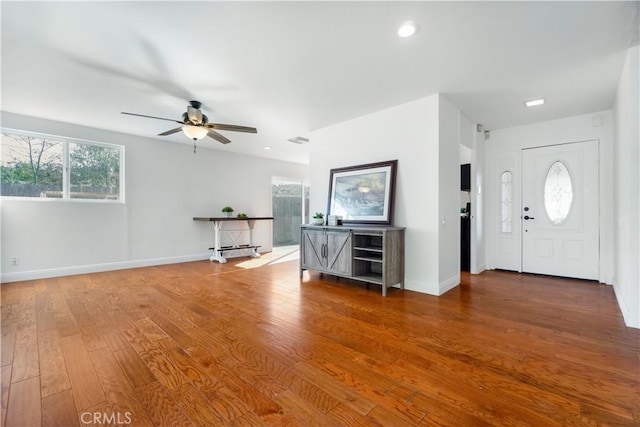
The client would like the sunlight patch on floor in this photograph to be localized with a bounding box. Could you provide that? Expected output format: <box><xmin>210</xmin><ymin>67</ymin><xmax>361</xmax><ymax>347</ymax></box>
<box><xmin>235</xmin><ymin>245</ymin><xmax>299</xmax><ymax>269</ymax></box>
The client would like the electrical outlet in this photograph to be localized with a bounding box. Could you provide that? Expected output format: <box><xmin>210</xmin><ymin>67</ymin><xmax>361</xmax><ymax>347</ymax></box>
<box><xmin>11</xmin><ymin>256</ymin><xmax>19</xmax><ymax>266</ymax></box>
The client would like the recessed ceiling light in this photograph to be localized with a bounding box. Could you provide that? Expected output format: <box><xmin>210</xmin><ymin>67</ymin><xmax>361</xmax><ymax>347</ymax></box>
<box><xmin>264</xmin><ymin>146</ymin><xmax>272</xmax><ymax>150</ymax></box>
<box><xmin>398</xmin><ymin>21</ymin><xmax>418</xmax><ymax>38</ymax></box>
<box><xmin>524</xmin><ymin>98</ymin><xmax>545</xmax><ymax>107</ymax></box>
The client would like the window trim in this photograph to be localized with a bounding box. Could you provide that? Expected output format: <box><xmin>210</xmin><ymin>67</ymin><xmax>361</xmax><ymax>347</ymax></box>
<box><xmin>1</xmin><ymin>128</ymin><xmax>125</xmax><ymax>203</ymax></box>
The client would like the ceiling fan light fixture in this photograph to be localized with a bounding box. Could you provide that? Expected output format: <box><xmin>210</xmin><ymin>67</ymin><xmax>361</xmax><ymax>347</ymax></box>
<box><xmin>182</xmin><ymin>125</ymin><xmax>208</xmax><ymax>140</ymax></box>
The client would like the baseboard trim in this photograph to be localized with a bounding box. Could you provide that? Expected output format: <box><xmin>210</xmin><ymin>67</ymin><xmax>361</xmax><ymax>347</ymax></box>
<box><xmin>1</xmin><ymin>253</ymin><xmax>212</xmax><ymax>284</ymax></box>
<box><xmin>439</xmin><ymin>274</ymin><xmax>460</xmax><ymax>295</ymax></box>
<box><xmin>612</xmin><ymin>283</ymin><xmax>640</xmax><ymax>329</ymax></box>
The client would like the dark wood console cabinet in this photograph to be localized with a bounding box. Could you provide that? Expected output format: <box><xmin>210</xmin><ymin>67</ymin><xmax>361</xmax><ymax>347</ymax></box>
<box><xmin>300</xmin><ymin>225</ymin><xmax>405</xmax><ymax>296</ymax></box>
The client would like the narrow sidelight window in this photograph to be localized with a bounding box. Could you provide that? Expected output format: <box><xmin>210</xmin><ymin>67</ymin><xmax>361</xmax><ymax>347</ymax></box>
<box><xmin>500</xmin><ymin>171</ymin><xmax>512</xmax><ymax>233</ymax></box>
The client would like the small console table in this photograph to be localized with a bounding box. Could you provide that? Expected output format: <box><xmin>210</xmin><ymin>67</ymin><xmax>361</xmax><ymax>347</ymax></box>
<box><xmin>193</xmin><ymin>216</ymin><xmax>273</xmax><ymax>263</ymax></box>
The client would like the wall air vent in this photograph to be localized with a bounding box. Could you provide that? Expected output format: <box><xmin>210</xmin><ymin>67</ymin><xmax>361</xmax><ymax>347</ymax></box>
<box><xmin>287</xmin><ymin>136</ymin><xmax>309</xmax><ymax>144</ymax></box>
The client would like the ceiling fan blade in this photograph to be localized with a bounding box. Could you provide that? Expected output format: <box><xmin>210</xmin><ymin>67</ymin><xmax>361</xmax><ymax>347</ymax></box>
<box><xmin>207</xmin><ymin>123</ymin><xmax>257</xmax><ymax>133</ymax></box>
<box><xmin>158</xmin><ymin>127</ymin><xmax>183</xmax><ymax>136</ymax></box>
<box><xmin>207</xmin><ymin>130</ymin><xmax>231</xmax><ymax>144</ymax></box>
<box><xmin>121</xmin><ymin>112</ymin><xmax>183</xmax><ymax>124</ymax></box>
<box><xmin>187</xmin><ymin>106</ymin><xmax>203</xmax><ymax>125</ymax></box>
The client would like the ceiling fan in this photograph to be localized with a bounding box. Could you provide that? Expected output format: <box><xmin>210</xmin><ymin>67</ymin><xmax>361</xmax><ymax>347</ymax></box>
<box><xmin>121</xmin><ymin>100</ymin><xmax>257</xmax><ymax>152</ymax></box>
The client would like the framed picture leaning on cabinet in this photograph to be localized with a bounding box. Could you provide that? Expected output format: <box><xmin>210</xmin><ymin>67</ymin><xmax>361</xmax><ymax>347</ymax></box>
<box><xmin>327</xmin><ymin>159</ymin><xmax>397</xmax><ymax>225</ymax></box>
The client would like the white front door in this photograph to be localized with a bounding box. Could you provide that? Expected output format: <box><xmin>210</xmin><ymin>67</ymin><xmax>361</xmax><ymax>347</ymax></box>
<box><xmin>521</xmin><ymin>140</ymin><xmax>599</xmax><ymax>280</ymax></box>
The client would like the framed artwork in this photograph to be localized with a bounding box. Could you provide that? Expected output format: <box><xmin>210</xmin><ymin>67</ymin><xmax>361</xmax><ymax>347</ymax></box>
<box><xmin>327</xmin><ymin>160</ymin><xmax>397</xmax><ymax>225</ymax></box>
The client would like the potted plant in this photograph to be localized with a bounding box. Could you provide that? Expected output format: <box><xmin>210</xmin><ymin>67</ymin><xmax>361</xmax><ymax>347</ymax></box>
<box><xmin>312</xmin><ymin>212</ymin><xmax>324</xmax><ymax>225</ymax></box>
<box><xmin>237</xmin><ymin>212</ymin><xmax>247</xmax><ymax>218</ymax></box>
<box><xmin>222</xmin><ymin>206</ymin><xmax>234</xmax><ymax>217</ymax></box>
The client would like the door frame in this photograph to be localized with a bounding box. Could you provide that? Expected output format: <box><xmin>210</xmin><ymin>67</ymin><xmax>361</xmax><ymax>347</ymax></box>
<box><xmin>520</xmin><ymin>140</ymin><xmax>600</xmax><ymax>279</ymax></box>
<box><xmin>486</xmin><ymin>130</ymin><xmax>612</xmax><ymax>285</ymax></box>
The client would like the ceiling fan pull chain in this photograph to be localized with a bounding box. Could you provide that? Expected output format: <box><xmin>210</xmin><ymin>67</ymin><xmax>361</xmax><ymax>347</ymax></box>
<box><xmin>194</xmin><ymin>141</ymin><xmax>197</xmax><ymax>154</ymax></box>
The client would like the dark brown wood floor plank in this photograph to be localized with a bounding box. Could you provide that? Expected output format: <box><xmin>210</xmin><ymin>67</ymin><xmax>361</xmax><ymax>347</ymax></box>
<box><xmin>81</xmin><ymin>328</ymin><xmax>108</xmax><ymax>352</ymax></box>
<box><xmin>200</xmin><ymin>381</ymin><xmax>250</xmax><ymax>422</ymax></box>
<box><xmin>134</xmin><ymin>317</ymin><xmax>169</xmax><ymax>342</ymax></box>
<box><xmin>55</xmin><ymin>316</ymin><xmax>80</xmax><ymax>338</ymax></box>
<box><xmin>122</xmin><ymin>324</ymin><xmax>186</xmax><ymax>390</ymax></box>
<box><xmin>5</xmin><ymin>376</ymin><xmax>41</xmax><ymax>427</ymax></box>
<box><xmin>155</xmin><ymin>337</ymin><xmax>216</xmax><ymax>391</ymax></box>
<box><xmin>185</xmin><ymin>344</ymin><xmax>283</xmax><ymax>418</ymax></box>
<box><xmin>59</xmin><ymin>334</ymin><xmax>105</xmax><ymax>411</ymax></box>
<box><xmin>286</xmin><ymin>373</ymin><xmax>341</xmax><ymax>413</ymax></box>
<box><xmin>365</xmin><ymin>404</ymin><xmax>417</xmax><ymax>427</ymax></box>
<box><xmin>41</xmin><ymin>390</ymin><xmax>79</xmax><ymax>427</ymax></box>
<box><xmin>143</xmin><ymin>311</ymin><xmax>196</xmax><ymax>349</ymax></box>
<box><xmin>112</xmin><ymin>346</ymin><xmax>156</xmax><ymax>389</ymax></box>
<box><xmin>1</xmin><ymin>364</ymin><xmax>12</xmax><ymax>427</ymax></box>
<box><xmin>135</xmin><ymin>381</ymin><xmax>192</xmax><ymax>427</ymax></box>
<box><xmin>229</xmin><ymin>410</ymin><xmax>270</xmax><ymax>427</ymax></box>
<box><xmin>273</xmin><ymin>389</ymin><xmax>340</xmax><ymax>426</ymax></box>
<box><xmin>304</xmin><ymin>356</ymin><xmax>425</xmax><ymax>424</ymax></box>
<box><xmin>88</xmin><ymin>348</ymin><xmax>155</xmax><ymax>426</ymax></box>
<box><xmin>66</xmin><ymin>296</ymin><xmax>98</xmax><ymax>334</ymax></box>
<box><xmin>102</xmin><ymin>331</ymin><xmax>130</xmax><ymax>352</ymax></box>
<box><xmin>34</xmin><ymin>284</ymin><xmax>57</xmax><ymax>334</ymax></box>
<box><xmin>11</xmin><ymin>343</ymin><xmax>39</xmax><ymax>383</ymax></box>
<box><xmin>1</xmin><ymin>261</ymin><xmax>638</xmax><ymax>426</ymax></box>
<box><xmin>291</xmin><ymin>362</ymin><xmax>376</xmax><ymax>416</ymax></box>
<box><xmin>16</xmin><ymin>307</ymin><xmax>37</xmax><ymax>348</ymax></box>
<box><xmin>171</xmin><ymin>382</ymin><xmax>226</xmax><ymax>427</ymax></box>
<box><xmin>415</xmin><ymin>391</ymin><xmax>494</xmax><ymax>427</ymax></box>
<box><xmin>38</xmin><ymin>329</ymin><xmax>71</xmax><ymax>398</ymax></box>
<box><xmin>1</xmin><ymin>322</ymin><xmax>17</xmax><ymax>367</ymax></box>
<box><xmin>328</xmin><ymin>402</ymin><xmax>383</xmax><ymax>427</ymax></box>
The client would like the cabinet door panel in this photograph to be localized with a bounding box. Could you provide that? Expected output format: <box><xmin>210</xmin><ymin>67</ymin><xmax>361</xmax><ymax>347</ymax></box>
<box><xmin>302</xmin><ymin>230</ymin><xmax>325</xmax><ymax>270</ymax></box>
<box><xmin>326</xmin><ymin>231</ymin><xmax>352</xmax><ymax>275</ymax></box>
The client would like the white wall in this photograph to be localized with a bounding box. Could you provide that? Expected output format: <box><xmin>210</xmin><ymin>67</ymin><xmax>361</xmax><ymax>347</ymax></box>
<box><xmin>471</xmin><ymin>125</ymin><xmax>486</xmax><ymax>274</ymax></box>
<box><xmin>1</xmin><ymin>112</ymin><xmax>308</xmax><ymax>282</ymax></box>
<box><xmin>438</xmin><ymin>96</ymin><xmax>461</xmax><ymax>290</ymax></box>
<box><xmin>613</xmin><ymin>45</ymin><xmax>640</xmax><ymax>329</ymax></box>
<box><xmin>309</xmin><ymin>93</ymin><xmax>461</xmax><ymax>295</ymax></box>
<box><xmin>458</xmin><ymin>115</ymin><xmax>486</xmax><ymax>275</ymax></box>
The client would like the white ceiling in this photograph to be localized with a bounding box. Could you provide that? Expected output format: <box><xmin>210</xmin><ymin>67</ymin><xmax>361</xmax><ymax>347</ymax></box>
<box><xmin>2</xmin><ymin>1</ymin><xmax>638</xmax><ymax>164</ymax></box>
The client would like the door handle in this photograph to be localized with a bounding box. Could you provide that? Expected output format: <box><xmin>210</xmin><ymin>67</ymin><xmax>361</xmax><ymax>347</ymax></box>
<box><xmin>524</xmin><ymin>215</ymin><xmax>535</xmax><ymax>220</ymax></box>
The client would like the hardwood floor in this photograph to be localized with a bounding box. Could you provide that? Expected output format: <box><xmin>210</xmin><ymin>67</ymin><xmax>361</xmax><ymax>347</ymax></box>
<box><xmin>1</xmin><ymin>257</ymin><xmax>638</xmax><ymax>426</ymax></box>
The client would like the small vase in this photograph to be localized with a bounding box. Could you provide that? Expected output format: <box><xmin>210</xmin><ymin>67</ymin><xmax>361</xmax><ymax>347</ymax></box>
<box><xmin>224</xmin><ymin>212</ymin><xmax>232</xmax><ymax>217</ymax></box>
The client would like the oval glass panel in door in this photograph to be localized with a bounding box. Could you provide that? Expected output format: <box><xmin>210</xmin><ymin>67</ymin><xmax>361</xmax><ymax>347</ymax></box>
<box><xmin>544</xmin><ymin>161</ymin><xmax>573</xmax><ymax>224</ymax></box>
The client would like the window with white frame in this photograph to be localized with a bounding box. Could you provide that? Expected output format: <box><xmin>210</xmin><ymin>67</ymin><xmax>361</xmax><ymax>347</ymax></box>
<box><xmin>1</xmin><ymin>130</ymin><xmax>124</xmax><ymax>201</ymax></box>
